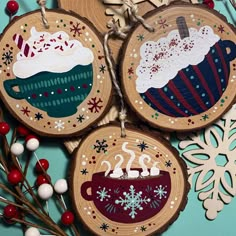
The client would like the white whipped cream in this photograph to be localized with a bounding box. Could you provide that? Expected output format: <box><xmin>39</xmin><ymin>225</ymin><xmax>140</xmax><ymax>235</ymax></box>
<box><xmin>13</xmin><ymin>27</ymin><xmax>94</xmax><ymax>79</ymax></box>
<box><xmin>136</xmin><ymin>26</ymin><xmax>220</xmax><ymax>93</ymax></box>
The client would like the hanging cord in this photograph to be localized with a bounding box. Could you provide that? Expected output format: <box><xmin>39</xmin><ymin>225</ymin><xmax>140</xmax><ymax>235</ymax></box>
<box><xmin>103</xmin><ymin>1</ymin><xmax>154</xmax><ymax>137</ymax></box>
<box><xmin>37</xmin><ymin>0</ymin><xmax>49</xmax><ymax>29</ymax></box>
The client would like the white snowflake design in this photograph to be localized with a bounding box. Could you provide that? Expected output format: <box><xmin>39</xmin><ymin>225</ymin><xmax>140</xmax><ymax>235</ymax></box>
<box><xmin>54</xmin><ymin>120</ymin><xmax>65</xmax><ymax>131</ymax></box>
<box><xmin>115</xmin><ymin>185</ymin><xmax>151</xmax><ymax>219</ymax></box>
<box><xmin>154</xmin><ymin>185</ymin><xmax>168</xmax><ymax>199</ymax></box>
<box><xmin>96</xmin><ymin>187</ymin><xmax>111</xmax><ymax>202</ymax></box>
<box><xmin>177</xmin><ymin>104</ymin><xmax>236</xmax><ymax>220</ymax></box>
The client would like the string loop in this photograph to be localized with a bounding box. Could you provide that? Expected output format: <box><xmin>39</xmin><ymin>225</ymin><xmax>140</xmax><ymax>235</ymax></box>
<box><xmin>37</xmin><ymin>0</ymin><xmax>49</xmax><ymax>29</ymax></box>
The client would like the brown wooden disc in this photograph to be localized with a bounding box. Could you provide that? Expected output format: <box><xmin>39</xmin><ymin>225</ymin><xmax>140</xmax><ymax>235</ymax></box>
<box><xmin>71</xmin><ymin>123</ymin><xmax>189</xmax><ymax>235</ymax></box>
<box><xmin>58</xmin><ymin>0</ymin><xmax>193</xmax><ymax>62</ymax></box>
<box><xmin>0</xmin><ymin>10</ymin><xmax>112</xmax><ymax>137</ymax></box>
<box><xmin>120</xmin><ymin>3</ymin><xmax>236</xmax><ymax>131</ymax></box>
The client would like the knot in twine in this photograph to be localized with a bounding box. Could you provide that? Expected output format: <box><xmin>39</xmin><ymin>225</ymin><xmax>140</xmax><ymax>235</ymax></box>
<box><xmin>124</xmin><ymin>0</ymin><xmax>155</xmax><ymax>32</ymax></box>
<box><xmin>37</xmin><ymin>0</ymin><xmax>49</xmax><ymax>29</ymax></box>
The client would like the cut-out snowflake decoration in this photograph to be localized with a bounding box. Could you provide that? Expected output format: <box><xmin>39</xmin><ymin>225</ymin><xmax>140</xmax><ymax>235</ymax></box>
<box><xmin>97</xmin><ymin>187</ymin><xmax>111</xmax><ymax>202</ymax></box>
<box><xmin>154</xmin><ymin>185</ymin><xmax>168</xmax><ymax>199</ymax></box>
<box><xmin>115</xmin><ymin>185</ymin><xmax>151</xmax><ymax>219</ymax></box>
<box><xmin>103</xmin><ymin>0</ymin><xmax>170</xmax><ymax>28</ymax></box>
<box><xmin>54</xmin><ymin>120</ymin><xmax>65</xmax><ymax>131</ymax></box>
<box><xmin>177</xmin><ymin>104</ymin><xmax>236</xmax><ymax>220</ymax></box>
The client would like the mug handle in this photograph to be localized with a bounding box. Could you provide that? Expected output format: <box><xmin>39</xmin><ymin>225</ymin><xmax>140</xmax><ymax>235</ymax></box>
<box><xmin>4</xmin><ymin>79</ymin><xmax>25</xmax><ymax>99</ymax></box>
<box><xmin>81</xmin><ymin>181</ymin><xmax>93</xmax><ymax>201</ymax></box>
<box><xmin>222</xmin><ymin>40</ymin><xmax>236</xmax><ymax>62</ymax></box>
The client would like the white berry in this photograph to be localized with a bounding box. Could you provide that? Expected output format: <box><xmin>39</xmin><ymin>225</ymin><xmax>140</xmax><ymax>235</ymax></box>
<box><xmin>26</xmin><ymin>138</ymin><xmax>39</xmax><ymax>151</ymax></box>
<box><xmin>54</xmin><ymin>179</ymin><xmax>68</xmax><ymax>194</ymax></box>
<box><xmin>38</xmin><ymin>183</ymin><xmax>53</xmax><ymax>200</ymax></box>
<box><xmin>10</xmin><ymin>143</ymin><xmax>24</xmax><ymax>156</ymax></box>
<box><xmin>25</xmin><ymin>227</ymin><xmax>40</xmax><ymax>236</ymax></box>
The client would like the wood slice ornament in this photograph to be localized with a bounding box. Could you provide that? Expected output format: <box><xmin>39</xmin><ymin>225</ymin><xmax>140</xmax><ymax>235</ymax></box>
<box><xmin>0</xmin><ymin>10</ymin><xmax>112</xmax><ymax>137</ymax></box>
<box><xmin>71</xmin><ymin>123</ymin><xmax>189</xmax><ymax>235</ymax></box>
<box><xmin>121</xmin><ymin>3</ymin><xmax>236</xmax><ymax>131</ymax></box>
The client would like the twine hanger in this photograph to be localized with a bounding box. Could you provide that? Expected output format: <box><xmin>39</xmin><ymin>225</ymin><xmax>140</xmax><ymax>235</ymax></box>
<box><xmin>103</xmin><ymin>0</ymin><xmax>154</xmax><ymax>138</ymax></box>
<box><xmin>37</xmin><ymin>0</ymin><xmax>49</xmax><ymax>29</ymax></box>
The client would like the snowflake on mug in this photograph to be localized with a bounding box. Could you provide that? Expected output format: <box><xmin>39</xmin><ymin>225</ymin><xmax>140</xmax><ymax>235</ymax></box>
<box><xmin>178</xmin><ymin>104</ymin><xmax>236</xmax><ymax>220</ymax></box>
<box><xmin>154</xmin><ymin>185</ymin><xmax>168</xmax><ymax>199</ymax></box>
<box><xmin>96</xmin><ymin>187</ymin><xmax>111</xmax><ymax>202</ymax></box>
<box><xmin>115</xmin><ymin>185</ymin><xmax>151</xmax><ymax>219</ymax></box>
<box><xmin>87</xmin><ymin>97</ymin><xmax>103</xmax><ymax>113</ymax></box>
<box><xmin>2</xmin><ymin>50</ymin><xmax>13</xmax><ymax>65</ymax></box>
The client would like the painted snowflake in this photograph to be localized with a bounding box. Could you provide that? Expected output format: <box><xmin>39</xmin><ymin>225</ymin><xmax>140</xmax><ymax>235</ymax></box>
<box><xmin>87</xmin><ymin>97</ymin><xmax>103</xmax><ymax>113</ymax></box>
<box><xmin>115</xmin><ymin>185</ymin><xmax>151</xmax><ymax>219</ymax></box>
<box><xmin>177</xmin><ymin>104</ymin><xmax>236</xmax><ymax>220</ymax></box>
<box><xmin>154</xmin><ymin>185</ymin><xmax>168</xmax><ymax>199</ymax></box>
<box><xmin>93</xmin><ymin>139</ymin><xmax>108</xmax><ymax>153</ymax></box>
<box><xmin>54</xmin><ymin>120</ymin><xmax>65</xmax><ymax>131</ymax></box>
<box><xmin>97</xmin><ymin>187</ymin><xmax>111</xmax><ymax>202</ymax></box>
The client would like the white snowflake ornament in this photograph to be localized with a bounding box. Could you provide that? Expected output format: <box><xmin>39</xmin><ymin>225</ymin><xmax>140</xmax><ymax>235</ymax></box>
<box><xmin>178</xmin><ymin>104</ymin><xmax>236</xmax><ymax>220</ymax></box>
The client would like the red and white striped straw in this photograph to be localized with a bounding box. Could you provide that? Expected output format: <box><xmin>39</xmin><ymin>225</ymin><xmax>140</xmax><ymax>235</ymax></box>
<box><xmin>13</xmin><ymin>34</ymin><xmax>35</xmax><ymax>57</ymax></box>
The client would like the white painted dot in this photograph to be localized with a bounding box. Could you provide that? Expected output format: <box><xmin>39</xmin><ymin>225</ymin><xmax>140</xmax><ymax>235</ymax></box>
<box><xmin>133</xmin><ymin>49</ymin><xmax>136</xmax><ymax>52</ymax></box>
<box><xmin>134</xmin><ymin>54</ymin><xmax>138</xmax><ymax>58</ymax></box>
<box><xmin>7</xmin><ymin>67</ymin><xmax>10</xmax><ymax>70</ymax></box>
<box><xmin>135</xmin><ymin>100</ymin><xmax>138</xmax><ymax>103</ymax></box>
<box><xmin>192</xmin><ymin>19</ymin><xmax>195</xmax><ymax>22</ymax></box>
<box><xmin>171</xmin><ymin>201</ymin><xmax>175</xmax><ymax>205</ymax></box>
<box><xmin>78</xmin><ymin>86</ymin><xmax>80</xmax><ymax>89</ymax></box>
<box><xmin>82</xmin><ymin>161</ymin><xmax>86</xmax><ymax>166</ymax></box>
<box><xmin>86</xmin><ymin>116</ymin><xmax>89</xmax><ymax>119</ymax></box>
<box><xmin>171</xmin><ymin>121</ymin><xmax>174</xmax><ymax>124</ymax></box>
<box><xmin>51</xmin><ymin>92</ymin><xmax>54</xmax><ymax>95</ymax></box>
<box><xmin>87</xmin><ymin>212</ymin><xmax>91</xmax><ymax>215</ymax></box>
<box><xmin>56</xmin><ymin>20</ymin><xmax>59</xmax><ymax>23</ymax></box>
<box><xmin>28</xmin><ymin>97</ymin><xmax>31</xmax><ymax>99</ymax></box>
<box><xmin>0</xmin><ymin>70</ymin><xmax>2</xmax><ymax>74</ymax></box>
<box><xmin>89</xmin><ymin>83</ymin><xmax>92</xmax><ymax>86</ymax></box>
<box><xmin>82</xmin><ymin>155</ymin><xmax>86</xmax><ymax>158</ymax></box>
<box><xmin>140</xmin><ymin>107</ymin><xmax>143</xmax><ymax>110</ymax></box>
<box><xmin>231</xmin><ymin>79</ymin><xmax>234</xmax><ymax>82</ymax></box>
<box><xmin>30</xmin><ymin>117</ymin><xmax>33</xmax><ymax>121</ymax></box>
<box><xmin>39</xmin><ymin>94</ymin><xmax>42</xmax><ymax>97</ymax></box>
<box><xmin>86</xmin><ymin>158</ymin><xmax>88</xmax><ymax>161</ymax></box>
<box><xmin>89</xmin><ymin>207</ymin><xmax>91</xmax><ymax>210</ymax></box>
<box><xmin>233</xmin><ymin>75</ymin><xmax>236</xmax><ymax>79</ymax></box>
<box><xmin>86</xmin><ymin>111</ymin><xmax>89</xmax><ymax>113</ymax></box>
<box><xmin>85</xmin><ymin>38</ymin><xmax>88</xmax><ymax>41</ymax></box>
<box><xmin>84</xmin><ymin>207</ymin><xmax>87</xmax><ymax>210</ymax></box>
<box><xmin>190</xmin><ymin>14</ymin><xmax>194</xmax><ymax>18</ymax></box>
<box><xmin>20</xmin><ymin>25</ymin><xmax>24</xmax><ymax>29</ymax></box>
<box><xmin>89</xmin><ymin>38</ymin><xmax>92</xmax><ymax>42</ymax></box>
<box><xmin>136</xmin><ymin>139</ymin><xmax>139</xmax><ymax>142</ymax></box>
<box><xmin>139</xmin><ymin>101</ymin><xmax>143</xmax><ymax>105</ymax></box>
<box><xmin>16</xmin><ymin>104</ymin><xmax>20</xmax><ymax>108</ymax></box>
<box><xmin>82</xmin><ymin>108</ymin><xmax>86</xmax><ymax>112</ymax></box>
<box><xmin>175</xmin><ymin>197</ymin><xmax>178</xmax><ymax>201</ymax></box>
<box><xmin>109</xmin><ymin>136</ymin><xmax>112</xmax><ymax>139</ymax></box>
<box><xmin>170</xmin><ymin>206</ymin><xmax>174</xmax><ymax>209</ymax></box>
<box><xmin>100</xmin><ymin>81</ymin><xmax>103</xmax><ymax>84</ymax></box>
<box><xmin>85</xmin><ymin>32</ymin><xmax>89</xmax><ymax>36</ymax></box>
<box><xmin>154</xmin><ymin>146</ymin><xmax>157</xmax><ymax>150</ymax></box>
<box><xmin>97</xmin><ymin>75</ymin><xmax>101</xmax><ymax>79</ymax></box>
<box><xmin>130</xmin><ymin>53</ymin><xmax>133</xmax><ymax>57</ymax></box>
<box><xmin>169</xmin><ymin>24</ymin><xmax>172</xmax><ymax>27</ymax></box>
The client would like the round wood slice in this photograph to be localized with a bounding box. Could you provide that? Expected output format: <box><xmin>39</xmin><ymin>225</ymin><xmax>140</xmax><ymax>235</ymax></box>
<box><xmin>58</xmin><ymin>0</ymin><xmax>193</xmax><ymax>62</ymax></box>
<box><xmin>71</xmin><ymin>123</ymin><xmax>189</xmax><ymax>235</ymax></box>
<box><xmin>120</xmin><ymin>3</ymin><xmax>236</xmax><ymax>131</ymax></box>
<box><xmin>0</xmin><ymin>10</ymin><xmax>112</xmax><ymax>137</ymax></box>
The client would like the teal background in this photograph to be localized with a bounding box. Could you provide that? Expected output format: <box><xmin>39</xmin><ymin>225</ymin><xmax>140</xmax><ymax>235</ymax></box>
<box><xmin>0</xmin><ymin>0</ymin><xmax>235</xmax><ymax>235</ymax></box>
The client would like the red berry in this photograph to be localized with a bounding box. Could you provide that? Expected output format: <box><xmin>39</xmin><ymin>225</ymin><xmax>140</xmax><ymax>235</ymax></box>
<box><xmin>36</xmin><ymin>174</ymin><xmax>51</xmax><ymax>186</ymax></box>
<box><xmin>35</xmin><ymin>159</ymin><xmax>49</xmax><ymax>173</ymax></box>
<box><xmin>203</xmin><ymin>0</ymin><xmax>215</xmax><ymax>9</ymax></box>
<box><xmin>61</xmin><ymin>211</ymin><xmax>74</xmax><ymax>226</ymax></box>
<box><xmin>17</xmin><ymin>125</ymin><xmax>30</xmax><ymax>136</ymax></box>
<box><xmin>3</xmin><ymin>209</ymin><xmax>20</xmax><ymax>225</ymax></box>
<box><xmin>7</xmin><ymin>169</ymin><xmax>23</xmax><ymax>185</ymax></box>
<box><xmin>3</xmin><ymin>204</ymin><xmax>18</xmax><ymax>219</ymax></box>
<box><xmin>6</xmin><ymin>1</ymin><xmax>19</xmax><ymax>15</ymax></box>
<box><xmin>25</xmin><ymin>134</ymin><xmax>39</xmax><ymax>142</ymax></box>
<box><xmin>0</xmin><ymin>122</ymin><xmax>10</xmax><ymax>135</ymax></box>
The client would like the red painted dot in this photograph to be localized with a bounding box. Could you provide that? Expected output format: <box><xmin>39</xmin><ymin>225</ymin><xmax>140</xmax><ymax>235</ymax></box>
<box><xmin>44</xmin><ymin>92</ymin><xmax>49</xmax><ymax>97</ymax></box>
<box><xmin>70</xmin><ymin>86</ymin><xmax>75</xmax><ymax>91</ymax></box>
<box><xmin>32</xmin><ymin>94</ymin><xmax>37</xmax><ymax>99</ymax></box>
<box><xmin>89</xmin><ymin>161</ymin><xmax>92</xmax><ymax>164</ymax></box>
<box><xmin>82</xmin><ymin>26</ymin><xmax>86</xmax><ymax>30</ymax></box>
<box><xmin>7</xmin><ymin>73</ymin><xmax>10</xmax><ymax>77</ymax></box>
<box><xmin>93</xmin><ymin>161</ymin><xmax>96</xmax><ymax>164</ymax></box>
<box><xmin>73</xmin><ymin>124</ymin><xmax>76</xmax><ymax>127</ymax></box>
<box><xmin>82</xmin><ymin>84</ymin><xmax>88</xmax><ymax>89</ymax></box>
<box><xmin>57</xmin><ymin>89</ymin><xmax>62</xmax><ymax>94</ymax></box>
<box><xmin>92</xmin><ymin>156</ymin><xmax>95</xmax><ymax>160</ymax></box>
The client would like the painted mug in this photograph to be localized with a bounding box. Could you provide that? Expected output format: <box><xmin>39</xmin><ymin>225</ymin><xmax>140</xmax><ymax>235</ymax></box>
<box><xmin>81</xmin><ymin>169</ymin><xmax>171</xmax><ymax>223</ymax></box>
<box><xmin>142</xmin><ymin>40</ymin><xmax>236</xmax><ymax>117</ymax></box>
<box><xmin>4</xmin><ymin>64</ymin><xmax>93</xmax><ymax>118</ymax></box>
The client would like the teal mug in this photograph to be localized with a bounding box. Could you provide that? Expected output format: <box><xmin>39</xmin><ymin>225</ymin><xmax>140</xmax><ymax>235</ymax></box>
<box><xmin>4</xmin><ymin>64</ymin><xmax>93</xmax><ymax>118</ymax></box>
